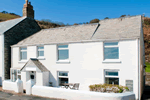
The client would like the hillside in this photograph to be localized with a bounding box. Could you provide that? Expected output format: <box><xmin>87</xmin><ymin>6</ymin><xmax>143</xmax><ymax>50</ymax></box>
<box><xmin>0</xmin><ymin>13</ymin><xmax>150</xmax><ymax>63</ymax></box>
<box><xmin>0</xmin><ymin>13</ymin><xmax>64</xmax><ymax>29</ymax></box>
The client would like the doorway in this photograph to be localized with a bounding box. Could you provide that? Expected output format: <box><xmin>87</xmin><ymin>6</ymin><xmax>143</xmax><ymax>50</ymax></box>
<box><xmin>29</xmin><ymin>71</ymin><xmax>36</xmax><ymax>84</ymax></box>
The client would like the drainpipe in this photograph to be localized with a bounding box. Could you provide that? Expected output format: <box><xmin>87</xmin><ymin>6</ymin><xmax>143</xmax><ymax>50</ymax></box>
<box><xmin>137</xmin><ymin>38</ymin><xmax>141</xmax><ymax>100</ymax></box>
<box><xmin>1</xmin><ymin>34</ymin><xmax>4</xmax><ymax>84</ymax></box>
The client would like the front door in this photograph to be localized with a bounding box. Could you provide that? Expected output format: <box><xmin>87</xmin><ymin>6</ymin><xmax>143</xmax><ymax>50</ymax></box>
<box><xmin>29</xmin><ymin>71</ymin><xmax>36</xmax><ymax>84</ymax></box>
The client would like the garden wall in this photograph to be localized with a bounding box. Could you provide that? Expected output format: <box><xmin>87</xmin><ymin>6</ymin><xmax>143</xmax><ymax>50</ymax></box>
<box><xmin>32</xmin><ymin>85</ymin><xmax>135</xmax><ymax>100</ymax></box>
<box><xmin>2</xmin><ymin>80</ymin><xmax>17</xmax><ymax>91</ymax></box>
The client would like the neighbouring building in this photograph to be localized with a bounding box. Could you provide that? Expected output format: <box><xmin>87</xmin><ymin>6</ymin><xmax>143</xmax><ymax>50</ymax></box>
<box><xmin>0</xmin><ymin>0</ymin><xmax>41</xmax><ymax>84</ymax></box>
<box><xmin>10</xmin><ymin>15</ymin><xmax>145</xmax><ymax>100</ymax></box>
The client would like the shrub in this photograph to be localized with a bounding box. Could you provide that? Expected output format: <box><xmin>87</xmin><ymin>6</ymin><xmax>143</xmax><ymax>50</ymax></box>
<box><xmin>89</xmin><ymin>83</ymin><xmax>129</xmax><ymax>93</ymax></box>
<box><xmin>144</xmin><ymin>18</ymin><xmax>150</xmax><ymax>25</ymax></box>
<box><xmin>90</xmin><ymin>19</ymin><xmax>100</xmax><ymax>23</ymax></box>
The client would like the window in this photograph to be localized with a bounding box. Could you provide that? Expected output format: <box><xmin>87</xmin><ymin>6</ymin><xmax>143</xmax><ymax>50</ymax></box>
<box><xmin>58</xmin><ymin>45</ymin><xmax>69</xmax><ymax>60</ymax></box>
<box><xmin>20</xmin><ymin>47</ymin><xmax>27</xmax><ymax>60</ymax></box>
<box><xmin>104</xmin><ymin>42</ymin><xmax>119</xmax><ymax>59</ymax></box>
<box><xmin>58</xmin><ymin>71</ymin><xmax>68</xmax><ymax>86</ymax></box>
<box><xmin>105</xmin><ymin>70</ymin><xmax>119</xmax><ymax>85</ymax></box>
<box><xmin>37</xmin><ymin>46</ymin><xmax>44</xmax><ymax>57</ymax></box>
<box><xmin>11</xmin><ymin>69</ymin><xmax>21</xmax><ymax>82</ymax></box>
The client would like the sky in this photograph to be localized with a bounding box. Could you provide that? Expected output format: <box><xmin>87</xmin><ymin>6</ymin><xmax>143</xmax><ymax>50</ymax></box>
<box><xmin>0</xmin><ymin>0</ymin><xmax>150</xmax><ymax>25</ymax></box>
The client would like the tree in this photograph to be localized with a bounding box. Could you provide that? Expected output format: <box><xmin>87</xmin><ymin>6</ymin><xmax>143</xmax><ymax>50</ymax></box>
<box><xmin>120</xmin><ymin>15</ymin><xmax>126</xmax><ymax>17</ymax></box>
<box><xmin>1</xmin><ymin>11</ymin><xmax>8</xmax><ymax>14</ymax></box>
<box><xmin>73</xmin><ymin>23</ymin><xmax>78</xmax><ymax>25</ymax></box>
<box><xmin>90</xmin><ymin>18</ymin><xmax>100</xmax><ymax>23</ymax></box>
<box><xmin>104</xmin><ymin>17</ymin><xmax>109</xmax><ymax>19</ymax></box>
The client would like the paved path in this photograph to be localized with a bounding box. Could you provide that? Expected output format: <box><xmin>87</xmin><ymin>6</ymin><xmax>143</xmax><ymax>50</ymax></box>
<box><xmin>0</xmin><ymin>91</ymin><xmax>63</xmax><ymax>100</ymax></box>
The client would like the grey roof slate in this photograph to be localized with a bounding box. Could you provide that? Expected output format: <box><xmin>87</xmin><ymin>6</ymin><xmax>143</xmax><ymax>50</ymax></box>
<box><xmin>20</xmin><ymin>58</ymin><xmax>49</xmax><ymax>72</ymax></box>
<box><xmin>12</xmin><ymin>15</ymin><xmax>142</xmax><ymax>46</ymax></box>
<box><xmin>0</xmin><ymin>17</ymin><xmax>27</xmax><ymax>34</ymax></box>
<box><xmin>92</xmin><ymin>15</ymin><xmax>142</xmax><ymax>40</ymax></box>
<box><xmin>13</xmin><ymin>23</ymin><xmax>98</xmax><ymax>46</ymax></box>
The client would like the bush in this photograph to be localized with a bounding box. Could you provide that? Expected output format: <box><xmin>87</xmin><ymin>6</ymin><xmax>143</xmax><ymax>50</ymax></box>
<box><xmin>144</xmin><ymin>18</ymin><xmax>150</xmax><ymax>25</ymax></box>
<box><xmin>90</xmin><ymin>19</ymin><xmax>100</xmax><ymax>23</ymax></box>
<box><xmin>89</xmin><ymin>83</ymin><xmax>129</xmax><ymax>93</ymax></box>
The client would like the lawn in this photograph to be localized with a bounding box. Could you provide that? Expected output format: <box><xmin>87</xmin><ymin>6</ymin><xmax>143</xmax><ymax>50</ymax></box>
<box><xmin>146</xmin><ymin>62</ymin><xmax>150</xmax><ymax>73</ymax></box>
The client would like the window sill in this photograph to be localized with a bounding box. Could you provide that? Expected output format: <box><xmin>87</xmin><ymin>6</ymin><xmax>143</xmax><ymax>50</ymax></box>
<box><xmin>18</xmin><ymin>60</ymin><xmax>27</xmax><ymax>63</ymax></box>
<box><xmin>37</xmin><ymin>57</ymin><xmax>45</xmax><ymax>60</ymax></box>
<box><xmin>102</xmin><ymin>59</ymin><xmax>121</xmax><ymax>63</ymax></box>
<box><xmin>56</xmin><ymin>60</ymin><xmax>70</xmax><ymax>64</ymax></box>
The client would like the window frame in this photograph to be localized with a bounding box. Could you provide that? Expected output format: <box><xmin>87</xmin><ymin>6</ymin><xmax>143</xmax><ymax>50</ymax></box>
<box><xmin>103</xmin><ymin>42</ymin><xmax>120</xmax><ymax>62</ymax></box>
<box><xmin>11</xmin><ymin>69</ymin><xmax>21</xmax><ymax>82</ymax></box>
<box><xmin>20</xmin><ymin>47</ymin><xmax>27</xmax><ymax>61</ymax></box>
<box><xmin>57</xmin><ymin>44</ymin><xmax>69</xmax><ymax>61</ymax></box>
<box><xmin>37</xmin><ymin>46</ymin><xmax>44</xmax><ymax>58</ymax></box>
<box><xmin>104</xmin><ymin>69</ymin><xmax>119</xmax><ymax>85</ymax></box>
<box><xmin>58</xmin><ymin>71</ymin><xmax>69</xmax><ymax>86</ymax></box>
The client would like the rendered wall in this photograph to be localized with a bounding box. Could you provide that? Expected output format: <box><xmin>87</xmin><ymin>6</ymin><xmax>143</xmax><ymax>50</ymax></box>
<box><xmin>32</xmin><ymin>85</ymin><xmax>135</xmax><ymax>100</ymax></box>
<box><xmin>11</xmin><ymin>39</ymin><xmax>139</xmax><ymax>99</ymax></box>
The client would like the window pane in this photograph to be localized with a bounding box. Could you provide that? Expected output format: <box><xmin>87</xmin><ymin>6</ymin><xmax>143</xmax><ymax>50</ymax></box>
<box><xmin>59</xmin><ymin>78</ymin><xmax>68</xmax><ymax>86</ymax></box>
<box><xmin>20</xmin><ymin>48</ymin><xmax>27</xmax><ymax>50</ymax></box>
<box><xmin>21</xmin><ymin>52</ymin><xmax>27</xmax><ymax>60</ymax></box>
<box><xmin>38</xmin><ymin>47</ymin><xmax>44</xmax><ymax>49</ymax></box>
<box><xmin>104</xmin><ymin>42</ymin><xmax>118</xmax><ymax>46</ymax></box>
<box><xmin>104</xmin><ymin>47</ymin><xmax>119</xmax><ymax>59</ymax></box>
<box><xmin>105</xmin><ymin>78</ymin><xmax>119</xmax><ymax>85</ymax></box>
<box><xmin>59</xmin><ymin>72</ymin><xmax>68</xmax><ymax>76</ymax></box>
<box><xmin>58</xmin><ymin>45</ymin><xmax>68</xmax><ymax>48</ymax></box>
<box><xmin>106</xmin><ymin>71</ymin><xmax>118</xmax><ymax>76</ymax></box>
<box><xmin>58</xmin><ymin>50</ymin><xmax>68</xmax><ymax>60</ymax></box>
<box><xmin>38</xmin><ymin>51</ymin><xmax>44</xmax><ymax>57</ymax></box>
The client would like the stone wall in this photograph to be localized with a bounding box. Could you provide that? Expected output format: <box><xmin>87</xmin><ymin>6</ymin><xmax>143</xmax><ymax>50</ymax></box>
<box><xmin>4</xmin><ymin>17</ymin><xmax>41</xmax><ymax>79</ymax></box>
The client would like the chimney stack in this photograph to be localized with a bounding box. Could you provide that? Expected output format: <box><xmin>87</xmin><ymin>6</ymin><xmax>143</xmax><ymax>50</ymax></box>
<box><xmin>23</xmin><ymin>0</ymin><xmax>34</xmax><ymax>19</ymax></box>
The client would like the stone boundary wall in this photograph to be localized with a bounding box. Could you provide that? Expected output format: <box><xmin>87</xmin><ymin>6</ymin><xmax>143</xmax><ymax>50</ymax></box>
<box><xmin>32</xmin><ymin>85</ymin><xmax>135</xmax><ymax>100</ymax></box>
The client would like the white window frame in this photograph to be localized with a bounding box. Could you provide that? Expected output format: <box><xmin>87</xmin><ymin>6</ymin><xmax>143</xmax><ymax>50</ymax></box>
<box><xmin>11</xmin><ymin>69</ymin><xmax>21</xmax><ymax>82</ymax></box>
<box><xmin>57</xmin><ymin>44</ymin><xmax>69</xmax><ymax>61</ymax></box>
<box><xmin>58</xmin><ymin>71</ymin><xmax>69</xmax><ymax>86</ymax></box>
<box><xmin>37</xmin><ymin>46</ymin><xmax>44</xmax><ymax>58</ymax></box>
<box><xmin>103</xmin><ymin>42</ymin><xmax>120</xmax><ymax>63</ymax></box>
<box><xmin>104</xmin><ymin>69</ymin><xmax>119</xmax><ymax>85</ymax></box>
<box><xmin>20</xmin><ymin>47</ymin><xmax>27</xmax><ymax>61</ymax></box>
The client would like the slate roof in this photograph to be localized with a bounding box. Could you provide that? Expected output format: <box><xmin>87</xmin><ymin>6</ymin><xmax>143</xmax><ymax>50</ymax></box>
<box><xmin>12</xmin><ymin>15</ymin><xmax>142</xmax><ymax>46</ymax></box>
<box><xmin>92</xmin><ymin>15</ymin><xmax>142</xmax><ymax>40</ymax></box>
<box><xmin>20</xmin><ymin>58</ymin><xmax>49</xmax><ymax>72</ymax></box>
<box><xmin>0</xmin><ymin>17</ymin><xmax>27</xmax><ymax>34</ymax></box>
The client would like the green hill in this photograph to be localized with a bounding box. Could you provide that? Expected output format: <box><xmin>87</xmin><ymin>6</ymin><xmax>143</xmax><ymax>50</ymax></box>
<box><xmin>0</xmin><ymin>13</ymin><xmax>20</xmax><ymax>22</ymax></box>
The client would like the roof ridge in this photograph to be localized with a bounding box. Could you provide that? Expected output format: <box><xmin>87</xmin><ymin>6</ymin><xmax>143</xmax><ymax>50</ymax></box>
<box><xmin>41</xmin><ymin>23</ymin><xmax>99</xmax><ymax>31</ymax></box>
<box><xmin>0</xmin><ymin>16</ymin><xmax>27</xmax><ymax>23</ymax></box>
<box><xmin>99</xmin><ymin>15</ymin><xmax>142</xmax><ymax>22</ymax></box>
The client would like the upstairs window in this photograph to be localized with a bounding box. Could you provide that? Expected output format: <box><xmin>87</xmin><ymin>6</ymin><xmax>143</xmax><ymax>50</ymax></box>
<box><xmin>20</xmin><ymin>47</ymin><xmax>27</xmax><ymax>60</ymax></box>
<box><xmin>37</xmin><ymin>46</ymin><xmax>44</xmax><ymax>57</ymax></box>
<box><xmin>104</xmin><ymin>42</ymin><xmax>119</xmax><ymax>59</ymax></box>
<box><xmin>58</xmin><ymin>45</ymin><xmax>69</xmax><ymax>60</ymax></box>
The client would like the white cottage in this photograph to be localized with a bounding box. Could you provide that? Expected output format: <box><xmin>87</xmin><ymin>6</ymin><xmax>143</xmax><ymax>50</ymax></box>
<box><xmin>10</xmin><ymin>15</ymin><xmax>145</xmax><ymax>100</ymax></box>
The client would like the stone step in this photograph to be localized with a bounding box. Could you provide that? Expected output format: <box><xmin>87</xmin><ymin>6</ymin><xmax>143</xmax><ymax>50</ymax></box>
<box><xmin>146</xmin><ymin>81</ymin><xmax>150</xmax><ymax>85</ymax></box>
<box><xmin>146</xmin><ymin>75</ymin><xmax>150</xmax><ymax>78</ymax></box>
<box><xmin>146</xmin><ymin>78</ymin><xmax>150</xmax><ymax>81</ymax></box>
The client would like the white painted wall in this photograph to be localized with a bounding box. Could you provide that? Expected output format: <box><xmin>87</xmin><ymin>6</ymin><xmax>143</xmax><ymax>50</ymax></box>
<box><xmin>11</xmin><ymin>40</ymin><xmax>139</xmax><ymax>99</ymax></box>
<box><xmin>32</xmin><ymin>85</ymin><xmax>135</xmax><ymax>100</ymax></box>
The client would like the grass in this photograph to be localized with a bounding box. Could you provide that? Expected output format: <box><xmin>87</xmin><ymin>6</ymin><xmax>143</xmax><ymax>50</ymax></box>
<box><xmin>146</xmin><ymin>62</ymin><xmax>150</xmax><ymax>72</ymax></box>
<box><xmin>0</xmin><ymin>13</ymin><xmax>20</xmax><ymax>22</ymax></box>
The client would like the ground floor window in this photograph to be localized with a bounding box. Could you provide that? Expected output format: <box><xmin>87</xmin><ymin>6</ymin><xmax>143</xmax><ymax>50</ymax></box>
<box><xmin>11</xmin><ymin>69</ymin><xmax>21</xmax><ymax>82</ymax></box>
<box><xmin>58</xmin><ymin>71</ymin><xmax>68</xmax><ymax>86</ymax></box>
<box><xmin>105</xmin><ymin>70</ymin><xmax>119</xmax><ymax>85</ymax></box>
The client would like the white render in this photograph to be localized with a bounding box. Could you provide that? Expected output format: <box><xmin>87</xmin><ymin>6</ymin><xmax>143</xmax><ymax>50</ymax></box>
<box><xmin>32</xmin><ymin>85</ymin><xmax>135</xmax><ymax>100</ymax></box>
<box><xmin>11</xmin><ymin>39</ymin><xmax>143</xmax><ymax>99</ymax></box>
